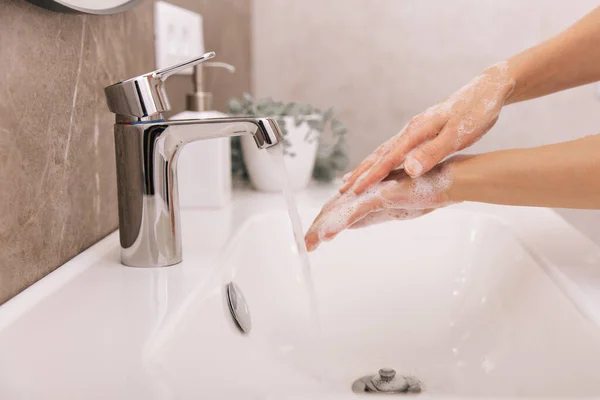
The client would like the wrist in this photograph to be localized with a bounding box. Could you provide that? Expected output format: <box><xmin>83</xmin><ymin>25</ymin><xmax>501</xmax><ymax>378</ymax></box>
<box><xmin>482</xmin><ymin>60</ymin><xmax>518</xmax><ymax>106</ymax></box>
<box><xmin>500</xmin><ymin>56</ymin><xmax>526</xmax><ymax>105</ymax></box>
<box><xmin>445</xmin><ymin>155</ymin><xmax>476</xmax><ymax>203</ymax></box>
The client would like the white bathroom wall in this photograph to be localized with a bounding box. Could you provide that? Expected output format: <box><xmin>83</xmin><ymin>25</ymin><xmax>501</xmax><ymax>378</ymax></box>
<box><xmin>252</xmin><ymin>0</ymin><xmax>600</xmax><ymax>244</ymax></box>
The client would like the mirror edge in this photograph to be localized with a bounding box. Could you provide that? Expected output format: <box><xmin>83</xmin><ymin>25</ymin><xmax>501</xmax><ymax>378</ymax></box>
<box><xmin>26</xmin><ymin>0</ymin><xmax>141</xmax><ymax>15</ymax></box>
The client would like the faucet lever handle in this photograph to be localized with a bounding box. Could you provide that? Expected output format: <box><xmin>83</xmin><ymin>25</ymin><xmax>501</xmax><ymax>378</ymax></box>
<box><xmin>105</xmin><ymin>52</ymin><xmax>216</xmax><ymax>121</ymax></box>
<box><xmin>153</xmin><ymin>52</ymin><xmax>216</xmax><ymax>81</ymax></box>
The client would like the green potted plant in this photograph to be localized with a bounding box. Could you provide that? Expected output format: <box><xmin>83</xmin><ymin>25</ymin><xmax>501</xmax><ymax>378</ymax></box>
<box><xmin>228</xmin><ymin>94</ymin><xmax>349</xmax><ymax>191</ymax></box>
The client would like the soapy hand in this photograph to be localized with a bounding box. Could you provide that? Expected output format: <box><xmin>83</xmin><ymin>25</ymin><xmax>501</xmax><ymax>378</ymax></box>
<box><xmin>305</xmin><ymin>162</ymin><xmax>455</xmax><ymax>252</ymax></box>
<box><xmin>340</xmin><ymin>62</ymin><xmax>515</xmax><ymax>195</ymax></box>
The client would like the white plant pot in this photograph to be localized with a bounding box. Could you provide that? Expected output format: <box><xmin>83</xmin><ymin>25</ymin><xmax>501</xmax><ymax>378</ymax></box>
<box><xmin>241</xmin><ymin>115</ymin><xmax>320</xmax><ymax>192</ymax></box>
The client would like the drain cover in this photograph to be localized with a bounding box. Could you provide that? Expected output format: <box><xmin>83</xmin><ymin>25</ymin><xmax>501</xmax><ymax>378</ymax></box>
<box><xmin>367</xmin><ymin>368</ymin><xmax>409</xmax><ymax>393</ymax></box>
<box><xmin>352</xmin><ymin>368</ymin><xmax>422</xmax><ymax>395</ymax></box>
<box><xmin>226</xmin><ymin>282</ymin><xmax>252</xmax><ymax>334</ymax></box>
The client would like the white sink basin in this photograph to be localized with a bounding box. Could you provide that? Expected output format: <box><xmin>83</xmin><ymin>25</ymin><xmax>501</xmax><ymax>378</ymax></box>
<box><xmin>154</xmin><ymin>208</ymin><xmax>600</xmax><ymax>398</ymax></box>
<box><xmin>1</xmin><ymin>187</ymin><xmax>600</xmax><ymax>399</ymax></box>
<box><xmin>310</xmin><ymin>209</ymin><xmax>600</xmax><ymax>397</ymax></box>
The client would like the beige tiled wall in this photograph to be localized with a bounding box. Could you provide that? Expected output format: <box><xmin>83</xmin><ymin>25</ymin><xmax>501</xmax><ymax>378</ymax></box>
<box><xmin>252</xmin><ymin>0</ymin><xmax>600</xmax><ymax>165</ymax></box>
<box><xmin>252</xmin><ymin>0</ymin><xmax>600</xmax><ymax>244</ymax></box>
<box><xmin>0</xmin><ymin>0</ymin><xmax>251</xmax><ymax>304</ymax></box>
<box><xmin>164</xmin><ymin>0</ymin><xmax>252</xmax><ymax>118</ymax></box>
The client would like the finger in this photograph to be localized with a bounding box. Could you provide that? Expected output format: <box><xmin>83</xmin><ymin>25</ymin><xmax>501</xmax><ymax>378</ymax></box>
<box><xmin>305</xmin><ymin>192</ymin><xmax>383</xmax><ymax>251</ymax></box>
<box><xmin>338</xmin><ymin>150</ymin><xmax>382</xmax><ymax>193</ymax></box>
<box><xmin>403</xmin><ymin>123</ymin><xmax>459</xmax><ymax>178</ymax></box>
<box><xmin>305</xmin><ymin>213</ymin><xmax>332</xmax><ymax>252</ymax></box>
<box><xmin>348</xmin><ymin>210</ymin><xmax>397</xmax><ymax>229</ymax></box>
<box><xmin>339</xmin><ymin>123</ymin><xmax>415</xmax><ymax>193</ymax></box>
<box><xmin>304</xmin><ymin>226</ymin><xmax>321</xmax><ymax>252</ymax></box>
<box><xmin>318</xmin><ymin>195</ymin><xmax>384</xmax><ymax>242</ymax></box>
<box><xmin>349</xmin><ymin>209</ymin><xmax>434</xmax><ymax>229</ymax></box>
<box><xmin>304</xmin><ymin>193</ymin><xmax>346</xmax><ymax>251</ymax></box>
<box><xmin>353</xmin><ymin>115</ymin><xmax>446</xmax><ymax>194</ymax></box>
<box><xmin>338</xmin><ymin>138</ymin><xmax>395</xmax><ymax>193</ymax></box>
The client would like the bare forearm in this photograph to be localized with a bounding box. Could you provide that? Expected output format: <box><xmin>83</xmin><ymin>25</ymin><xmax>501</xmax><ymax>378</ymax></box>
<box><xmin>450</xmin><ymin>135</ymin><xmax>600</xmax><ymax>209</ymax></box>
<box><xmin>505</xmin><ymin>6</ymin><xmax>600</xmax><ymax>104</ymax></box>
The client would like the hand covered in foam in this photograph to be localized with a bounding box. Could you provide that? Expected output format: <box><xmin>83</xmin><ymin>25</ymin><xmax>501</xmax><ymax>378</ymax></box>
<box><xmin>340</xmin><ymin>62</ymin><xmax>515</xmax><ymax>195</ymax></box>
<box><xmin>305</xmin><ymin>162</ymin><xmax>455</xmax><ymax>252</ymax></box>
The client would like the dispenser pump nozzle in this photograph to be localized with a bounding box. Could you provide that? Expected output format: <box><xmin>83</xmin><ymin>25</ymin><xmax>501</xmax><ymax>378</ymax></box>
<box><xmin>186</xmin><ymin>62</ymin><xmax>236</xmax><ymax>112</ymax></box>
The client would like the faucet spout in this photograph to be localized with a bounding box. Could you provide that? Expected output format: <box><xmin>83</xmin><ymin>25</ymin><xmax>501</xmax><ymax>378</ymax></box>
<box><xmin>156</xmin><ymin>117</ymin><xmax>283</xmax><ymax>157</ymax></box>
<box><xmin>113</xmin><ymin>117</ymin><xmax>283</xmax><ymax>267</ymax></box>
<box><xmin>104</xmin><ymin>53</ymin><xmax>283</xmax><ymax>267</ymax></box>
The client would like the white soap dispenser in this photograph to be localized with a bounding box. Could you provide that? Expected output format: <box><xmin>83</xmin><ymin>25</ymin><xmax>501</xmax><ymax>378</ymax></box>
<box><xmin>171</xmin><ymin>62</ymin><xmax>236</xmax><ymax>209</ymax></box>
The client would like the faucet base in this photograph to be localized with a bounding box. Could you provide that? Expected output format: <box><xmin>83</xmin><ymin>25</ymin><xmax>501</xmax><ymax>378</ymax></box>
<box><xmin>112</xmin><ymin>118</ymin><xmax>283</xmax><ymax>268</ymax></box>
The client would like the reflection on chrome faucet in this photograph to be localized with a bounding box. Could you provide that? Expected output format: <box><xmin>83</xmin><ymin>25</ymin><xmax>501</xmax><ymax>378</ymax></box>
<box><xmin>104</xmin><ymin>52</ymin><xmax>284</xmax><ymax>267</ymax></box>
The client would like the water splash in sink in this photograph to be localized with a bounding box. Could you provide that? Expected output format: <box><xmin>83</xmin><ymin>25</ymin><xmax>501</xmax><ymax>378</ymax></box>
<box><xmin>267</xmin><ymin>145</ymin><xmax>322</xmax><ymax>334</ymax></box>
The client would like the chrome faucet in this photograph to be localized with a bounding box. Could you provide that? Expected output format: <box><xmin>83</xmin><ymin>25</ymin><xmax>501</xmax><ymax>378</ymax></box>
<box><xmin>104</xmin><ymin>52</ymin><xmax>283</xmax><ymax>268</ymax></box>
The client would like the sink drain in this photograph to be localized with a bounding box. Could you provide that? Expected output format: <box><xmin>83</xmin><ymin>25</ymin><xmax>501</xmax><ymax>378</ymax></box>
<box><xmin>352</xmin><ymin>368</ymin><xmax>421</xmax><ymax>395</ymax></box>
<box><xmin>226</xmin><ymin>282</ymin><xmax>252</xmax><ymax>334</ymax></box>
